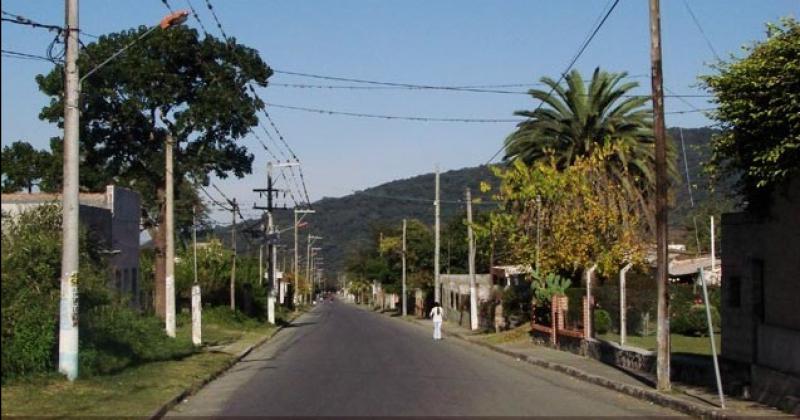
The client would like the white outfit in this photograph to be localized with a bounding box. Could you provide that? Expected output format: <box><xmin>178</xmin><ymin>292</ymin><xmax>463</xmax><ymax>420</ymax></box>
<box><xmin>430</xmin><ymin>306</ymin><xmax>443</xmax><ymax>340</ymax></box>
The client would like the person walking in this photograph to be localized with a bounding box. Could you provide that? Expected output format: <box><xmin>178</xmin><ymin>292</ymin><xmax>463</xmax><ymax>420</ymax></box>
<box><xmin>430</xmin><ymin>302</ymin><xmax>444</xmax><ymax>340</ymax></box>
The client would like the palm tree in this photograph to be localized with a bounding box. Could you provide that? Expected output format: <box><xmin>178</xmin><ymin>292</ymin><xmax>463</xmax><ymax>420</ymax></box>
<box><xmin>504</xmin><ymin>67</ymin><xmax>675</xmax><ymax>230</ymax></box>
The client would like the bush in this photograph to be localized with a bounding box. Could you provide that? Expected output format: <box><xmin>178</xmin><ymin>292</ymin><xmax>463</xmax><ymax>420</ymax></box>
<box><xmin>1</xmin><ymin>205</ymin><xmax>110</xmax><ymax>381</ymax></box>
<box><xmin>80</xmin><ymin>305</ymin><xmax>194</xmax><ymax>375</ymax></box>
<box><xmin>673</xmin><ymin>304</ymin><xmax>720</xmax><ymax>336</ymax></box>
<box><xmin>594</xmin><ymin>309</ymin><xmax>612</xmax><ymax>335</ymax></box>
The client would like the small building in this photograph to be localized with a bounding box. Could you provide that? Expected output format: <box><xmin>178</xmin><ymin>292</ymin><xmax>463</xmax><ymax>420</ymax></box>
<box><xmin>2</xmin><ymin>185</ymin><xmax>142</xmax><ymax>305</ymax></box>
<box><xmin>720</xmin><ymin>178</ymin><xmax>799</xmax><ymax>413</ymax></box>
<box><xmin>668</xmin><ymin>255</ymin><xmax>720</xmax><ymax>286</ymax></box>
<box><xmin>491</xmin><ymin>265</ymin><xmax>532</xmax><ymax>287</ymax></box>
<box><xmin>440</xmin><ymin>273</ymin><xmax>493</xmax><ymax>328</ymax></box>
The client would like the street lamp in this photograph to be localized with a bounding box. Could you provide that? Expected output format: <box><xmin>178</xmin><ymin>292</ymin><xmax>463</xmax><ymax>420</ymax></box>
<box><xmin>58</xmin><ymin>8</ymin><xmax>189</xmax><ymax>381</ymax></box>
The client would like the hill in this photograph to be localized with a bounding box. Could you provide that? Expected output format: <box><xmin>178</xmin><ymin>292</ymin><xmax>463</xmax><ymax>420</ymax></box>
<box><xmin>216</xmin><ymin>126</ymin><xmax>737</xmax><ymax>277</ymax></box>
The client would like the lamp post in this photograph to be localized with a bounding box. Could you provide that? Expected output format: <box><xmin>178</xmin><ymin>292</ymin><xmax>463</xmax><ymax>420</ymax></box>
<box><xmin>58</xmin><ymin>6</ymin><xmax>188</xmax><ymax>380</ymax></box>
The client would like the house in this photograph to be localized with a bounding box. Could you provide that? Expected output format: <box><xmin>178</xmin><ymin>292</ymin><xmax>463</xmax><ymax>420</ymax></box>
<box><xmin>2</xmin><ymin>185</ymin><xmax>142</xmax><ymax>305</ymax></box>
<box><xmin>668</xmin><ymin>255</ymin><xmax>720</xmax><ymax>286</ymax></box>
<box><xmin>491</xmin><ymin>265</ymin><xmax>532</xmax><ymax>287</ymax></box>
<box><xmin>440</xmin><ymin>273</ymin><xmax>493</xmax><ymax>328</ymax></box>
<box><xmin>720</xmin><ymin>178</ymin><xmax>800</xmax><ymax>413</ymax></box>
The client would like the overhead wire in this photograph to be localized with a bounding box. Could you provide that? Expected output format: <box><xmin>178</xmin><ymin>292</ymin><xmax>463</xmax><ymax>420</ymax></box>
<box><xmin>485</xmin><ymin>0</ymin><xmax>622</xmax><ymax>163</ymax></box>
<box><xmin>166</xmin><ymin>0</ymin><xmax>303</xmax><ymax>210</ymax></box>
<box><xmin>681</xmin><ymin>0</ymin><xmax>721</xmax><ymax>61</ymax></box>
<box><xmin>264</xmin><ymin>103</ymin><xmax>524</xmax><ymax>123</ymax></box>
<box><xmin>201</xmin><ymin>0</ymin><xmax>311</xmax><ymax>207</ymax></box>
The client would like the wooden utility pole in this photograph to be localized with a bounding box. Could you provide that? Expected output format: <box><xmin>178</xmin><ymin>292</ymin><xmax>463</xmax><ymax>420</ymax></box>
<box><xmin>165</xmin><ymin>133</ymin><xmax>176</xmax><ymax>338</ymax></box>
<box><xmin>649</xmin><ymin>0</ymin><xmax>671</xmax><ymax>391</ymax></box>
<box><xmin>402</xmin><ymin>219</ymin><xmax>407</xmax><ymax>317</ymax></box>
<box><xmin>434</xmin><ymin>166</ymin><xmax>441</xmax><ymax>303</ymax></box>
<box><xmin>466</xmin><ymin>188</ymin><xmax>478</xmax><ymax>330</ymax></box>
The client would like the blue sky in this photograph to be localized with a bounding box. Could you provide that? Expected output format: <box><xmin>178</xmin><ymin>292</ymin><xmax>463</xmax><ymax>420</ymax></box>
<box><xmin>2</xmin><ymin>0</ymin><xmax>797</xmax><ymax>224</ymax></box>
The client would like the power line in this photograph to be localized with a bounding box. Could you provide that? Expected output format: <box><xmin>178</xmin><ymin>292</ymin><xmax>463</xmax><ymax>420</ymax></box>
<box><xmin>269</xmin><ymin>82</ymin><xmax>711</xmax><ymax>98</ymax></box>
<box><xmin>1</xmin><ymin>49</ymin><xmax>61</xmax><ymax>63</ymax></box>
<box><xmin>681</xmin><ymin>0</ymin><xmax>720</xmax><ymax>61</ymax></box>
<box><xmin>265</xmin><ymin>103</ymin><xmax>524</xmax><ymax>123</ymax></box>
<box><xmin>1</xmin><ymin>10</ymin><xmax>99</xmax><ymax>38</ymax></box>
<box><xmin>485</xmin><ymin>0</ymin><xmax>621</xmax><ymax>163</ymax></box>
<box><xmin>187</xmin><ymin>0</ymin><xmax>312</xmax><ymax>207</ymax></box>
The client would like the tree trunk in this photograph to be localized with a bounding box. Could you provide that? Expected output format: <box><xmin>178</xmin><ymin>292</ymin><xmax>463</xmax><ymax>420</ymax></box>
<box><xmin>152</xmin><ymin>187</ymin><xmax>167</xmax><ymax>319</ymax></box>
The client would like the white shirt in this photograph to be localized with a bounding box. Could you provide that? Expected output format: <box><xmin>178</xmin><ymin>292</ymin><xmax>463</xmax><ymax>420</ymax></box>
<box><xmin>430</xmin><ymin>306</ymin><xmax>443</xmax><ymax>322</ymax></box>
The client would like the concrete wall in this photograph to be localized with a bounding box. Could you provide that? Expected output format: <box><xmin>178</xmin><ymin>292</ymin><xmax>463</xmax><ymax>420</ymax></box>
<box><xmin>720</xmin><ymin>178</ymin><xmax>800</xmax><ymax>412</ymax></box>
<box><xmin>1</xmin><ymin>186</ymin><xmax>142</xmax><ymax>305</ymax></box>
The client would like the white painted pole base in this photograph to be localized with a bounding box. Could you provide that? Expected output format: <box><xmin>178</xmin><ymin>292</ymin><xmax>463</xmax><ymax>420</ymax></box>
<box><xmin>58</xmin><ymin>271</ymin><xmax>79</xmax><ymax>381</ymax></box>
<box><xmin>191</xmin><ymin>284</ymin><xmax>202</xmax><ymax>346</ymax></box>
<box><xmin>268</xmin><ymin>296</ymin><xmax>276</xmax><ymax>325</ymax></box>
<box><xmin>470</xmin><ymin>285</ymin><xmax>479</xmax><ymax>330</ymax></box>
<box><xmin>166</xmin><ymin>275</ymin><xmax>176</xmax><ymax>338</ymax></box>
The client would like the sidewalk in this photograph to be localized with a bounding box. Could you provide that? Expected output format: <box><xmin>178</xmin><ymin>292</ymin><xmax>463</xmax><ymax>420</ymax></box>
<box><xmin>399</xmin><ymin>314</ymin><xmax>785</xmax><ymax>418</ymax></box>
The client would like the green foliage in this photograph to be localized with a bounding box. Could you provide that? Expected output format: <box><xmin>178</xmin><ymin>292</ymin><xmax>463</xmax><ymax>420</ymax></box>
<box><xmin>672</xmin><ymin>305</ymin><xmax>721</xmax><ymax>337</ymax></box>
<box><xmin>702</xmin><ymin>17</ymin><xmax>800</xmax><ymax>211</ymax></box>
<box><xmin>175</xmin><ymin>239</ymin><xmax>232</xmax><ymax>306</ymax></box>
<box><xmin>79</xmin><ymin>306</ymin><xmax>194</xmax><ymax>375</ymax></box>
<box><xmin>502</xmin><ymin>284</ymin><xmax>532</xmax><ymax>326</ymax></box>
<box><xmin>504</xmin><ymin>67</ymin><xmax>678</xmax><ymax>231</ymax></box>
<box><xmin>35</xmin><ymin>25</ymin><xmax>271</xmax><ymax>287</ymax></box>
<box><xmin>479</xmin><ymin>144</ymin><xmax>647</xmax><ymax>278</ymax></box>
<box><xmin>0</xmin><ymin>141</ymin><xmax>50</xmax><ymax>193</ymax></box>
<box><xmin>531</xmin><ymin>270</ymin><xmax>572</xmax><ymax>304</ymax></box>
<box><xmin>593</xmin><ymin>309</ymin><xmax>612</xmax><ymax>335</ymax></box>
<box><xmin>1</xmin><ymin>205</ymin><xmax>109</xmax><ymax>381</ymax></box>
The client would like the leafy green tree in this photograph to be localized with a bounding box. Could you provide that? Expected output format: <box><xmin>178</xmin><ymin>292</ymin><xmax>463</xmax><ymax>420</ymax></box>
<box><xmin>1</xmin><ymin>141</ymin><xmax>48</xmax><ymax>193</ymax></box>
<box><xmin>701</xmin><ymin>17</ymin><xmax>800</xmax><ymax>212</ymax></box>
<box><xmin>504</xmin><ymin>68</ymin><xmax>677</xmax><ymax>230</ymax></box>
<box><xmin>35</xmin><ymin>25</ymin><xmax>272</xmax><ymax>314</ymax></box>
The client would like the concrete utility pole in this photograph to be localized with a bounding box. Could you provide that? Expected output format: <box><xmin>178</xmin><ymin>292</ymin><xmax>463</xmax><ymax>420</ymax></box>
<box><xmin>535</xmin><ymin>195</ymin><xmax>542</xmax><ymax>272</ymax></box>
<box><xmin>165</xmin><ymin>133</ymin><xmax>176</xmax><ymax>338</ymax></box>
<box><xmin>58</xmin><ymin>0</ymin><xmax>80</xmax><ymax>381</ymax></box>
<box><xmin>434</xmin><ymin>166</ymin><xmax>441</xmax><ymax>303</ymax></box>
<box><xmin>466</xmin><ymin>188</ymin><xmax>478</xmax><ymax>331</ymax></box>
<box><xmin>710</xmin><ymin>216</ymin><xmax>716</xmax><ymax>282</ymax></box>
<box><xmin>229</xmin><ymin>198</ymin><xmax>237</xmax><ymax>311</ymax></box>
<box><xmin>191</xmin><ymin>206</ymin><xmax>201</xmax><ymax>346</ymax></box>
<box><xmin>259</xmin><ymin>245</ymin><xmax>263</xmax><ymax>286</ymax></box>
<box><xmin>295</xmin><ymin>209</ymin><xmax>315</xmax><ymax>305</ymax></box>
<box><xmin>402</xmin><ymin>219</ymin><xmax>407</xmax><ymax>317</ymax></box>
<box><xmin>620</xmin><ymin>262</ymin><xmax>633</xmax><ymax>346</ymax></box>
<box><xmin>649</xmin><ymin>0</ymin><xmax>671</xmax><ymax>391</ymax></box>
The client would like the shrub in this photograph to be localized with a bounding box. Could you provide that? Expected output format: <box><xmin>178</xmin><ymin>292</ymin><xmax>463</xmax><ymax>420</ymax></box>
<box><xmin>1</xmin><ymin>205</ymin><xmax>110</xmax><ymax>381</ymax></box>
<box><xmin>673</xmin><ymin>304</ymin><xmax>720</xmax><ymax>336</ymax></box>
<box><xmin>79</xmin><ymin>305</ymin><xmax>194</xmax><ymax>375</ymax></box>
<box><xmin>594</xmin><ymin>309</ymin><xmax>612</xmax><ymax>335</ymax></box>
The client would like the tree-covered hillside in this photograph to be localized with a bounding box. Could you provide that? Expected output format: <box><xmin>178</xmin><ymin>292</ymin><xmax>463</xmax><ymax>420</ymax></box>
<box><xmin>214</xmin><ymin>126</ymin><xmax>738</xmax><ymax>278</ymax></box>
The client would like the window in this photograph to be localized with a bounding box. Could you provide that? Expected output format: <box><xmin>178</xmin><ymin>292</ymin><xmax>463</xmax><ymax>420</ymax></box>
<box><xmin>115</xmin><ymin>269</ymin><xmax>121</xmax><ymax>290</ymax></box>
<box><xmin>123</xmin><ymin>269</ymin><xmax>130</xmax><ymax>293</ymax></box>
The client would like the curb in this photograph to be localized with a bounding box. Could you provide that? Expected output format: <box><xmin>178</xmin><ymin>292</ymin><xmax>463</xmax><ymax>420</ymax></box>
<box><xmin>149</xmin><ymin>310</ymin><xmax>306</xmax><ymax>420</ymax></box>
<box><xmin>394</xmin><ymin>313</ymin><xmax>728</xmax><ymax>419</ymax></box>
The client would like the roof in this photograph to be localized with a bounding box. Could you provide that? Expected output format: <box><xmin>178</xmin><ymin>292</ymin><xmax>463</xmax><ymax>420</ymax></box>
<box><xmin>669</xmin><ymin>256</ymin><xmax>717</xmax><ymax>277</ymax></box>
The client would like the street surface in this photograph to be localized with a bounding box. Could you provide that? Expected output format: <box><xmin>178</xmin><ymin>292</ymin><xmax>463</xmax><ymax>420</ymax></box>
<box><xmin>169</xmin><ymin>300</ymin><xmax>680</xmax><ymax>417</ymax></box>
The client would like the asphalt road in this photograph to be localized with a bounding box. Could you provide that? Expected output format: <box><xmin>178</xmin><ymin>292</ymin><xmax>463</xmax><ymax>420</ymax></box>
<box><xmin>169</xmin><ymin>300</ymin><xmax>680</xmax><ymax>417</ymax></box>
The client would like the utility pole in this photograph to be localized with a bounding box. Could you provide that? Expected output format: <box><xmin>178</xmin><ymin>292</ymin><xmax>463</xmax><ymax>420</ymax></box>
<box><xmin>229</xmin><ymin>198</ymin><xmax>237</xmax><ymax>311</ymax></box>
<box><xmin>58</xmin><ymin>0</ymin><xmax>80</xmax><ymax>381</ymax></box>
<box><xmin>191</xmin><ymin>206</ymin><xmax>201</xmax><ymax>346</ymax></box>
<box><xmin>402</xmin><ymin>219</ymin><xmax>407</xmax><ymax>317</ymax></box>
<box><xmin>434</xmin><ymin>166</ymin><xmax>441</xmax><ymax>303</ymax></box>
<box><xmin>650</xmin><ymin>0</ymin><xmax>671</xmax><ymax>392</ymax></box>
<box><xmin>165</xmin><ymin>133</ymin><xmax>176</xmax><ymax>338</ymax></box>
<box><xmin>535</xmin><ymin>195</ymin><xmax>542</xmax><ymax>272</ymax></box>
<box><xmin>295</xmin><ymin>209</ymin><xmax>315</xmax><ymax>306</ymax></box>
<box><xmin>466</xmin><ymin>188</ymin><xmax>478</xmax><ymax>330</ymax></box>
<box><xmin>259</xmin><ymin>245</ymin><xmax>263</xmax><ymax>286</ymax></box>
